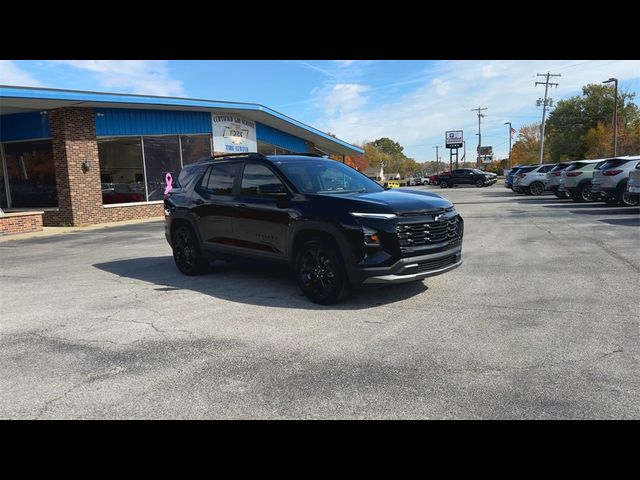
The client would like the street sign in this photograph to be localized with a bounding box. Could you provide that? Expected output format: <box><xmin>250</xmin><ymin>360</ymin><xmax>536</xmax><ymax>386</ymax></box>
<box><xmin>445</xmin><ymin>130</ymin><xmax>463</xmax><ymax>149</ymax></box>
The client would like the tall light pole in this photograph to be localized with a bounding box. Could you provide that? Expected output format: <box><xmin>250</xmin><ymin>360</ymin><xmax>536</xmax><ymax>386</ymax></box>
<box><xmin>603</xmin><ymin>77</ymin><xmax>618</xmax><ymax>156</ymax></box>
<box><xmin>504</xmin><ymin>121</ymin><xmax>513</xmax><ymax>170</ymax></box>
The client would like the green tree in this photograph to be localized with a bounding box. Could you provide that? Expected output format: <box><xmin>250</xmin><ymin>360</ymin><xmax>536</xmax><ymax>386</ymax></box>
<box><xmin>545</xmin><ymin>84</ymin><xmax>640</xmax><ymax>161</ymax></box>
<box><xmin>372</xmin><ymin>137</ymin><xmax>404</xmax><ymax>156</ymax></box>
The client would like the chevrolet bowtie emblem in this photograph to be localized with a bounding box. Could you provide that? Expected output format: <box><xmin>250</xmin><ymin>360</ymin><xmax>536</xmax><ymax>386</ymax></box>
<box><xmin>434</xmin><ymin>214</ymin><xmax>442</xmax><ymax>221</ymax></box>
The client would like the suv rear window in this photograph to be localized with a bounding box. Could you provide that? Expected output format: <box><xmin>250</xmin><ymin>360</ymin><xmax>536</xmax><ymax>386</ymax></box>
<box><xmin>200</xmin><ymin>163</ymin><xmax>240</xmax><ymax>195</ymax></box>
<box><xmin>565</xmin><ymin>162</ymin><xmax>590</xmax><ymax>172</ymax></box>
<box><xmin>518</xmin><ymin>166</ymin><xmax>537</xmax><ymax>173</ymax></box>
<box><xmin>597</xmin><ymin>158</ymin><xmax>634</xmax><ymax>171</ymax></box>
<box><xmin>549</xmin><ymin>163</ymin><xmax>571</xmax><ymax>173</ymax></box>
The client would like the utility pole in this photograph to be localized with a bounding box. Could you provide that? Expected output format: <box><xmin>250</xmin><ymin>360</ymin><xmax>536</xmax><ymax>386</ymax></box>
<box><xmin>535</xmin><ymin>72</ymin><xmax>560</xmax><ymax>164</ymax></box>
<box><xmin>504</xmin><ymin>121</ymin><xmax>513</xmax><ymax>170</ymax></box>
<box><xmin>603</xmin><ymin>77</ymin><xmax>619</xmax><ymax>156</ymax></box>
<box><xmin>471</xmin><ymin>106</ymin><xmax>488</xmax><ymax>166</ymax></box>
<box><xmin>432</xmin><ymin>145</ymin><xmax>440</xmax><ymax>174</ymax></box>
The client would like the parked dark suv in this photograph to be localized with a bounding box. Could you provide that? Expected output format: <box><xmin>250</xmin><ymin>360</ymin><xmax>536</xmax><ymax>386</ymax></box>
<box><xmin>164</xmin><ymin>154</ymin><xmax>464</xmax><ymax>304</ymax></box>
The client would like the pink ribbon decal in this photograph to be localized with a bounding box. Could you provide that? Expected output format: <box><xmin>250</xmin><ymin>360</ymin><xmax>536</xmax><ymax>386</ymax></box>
<box><xmin>164</xmin><ymin>173</ymin><xmax>173</xmax><ymax>196</ymax></box>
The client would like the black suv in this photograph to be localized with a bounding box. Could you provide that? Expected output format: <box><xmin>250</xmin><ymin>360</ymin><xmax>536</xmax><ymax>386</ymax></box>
<box><xmin>165</xmin><ymin>154</ymin><xmax>464</xmax><ymax>304</ymax></box>
<box><xmin>439</xmin><ymin>168</ymin><xmax>497</xmax><ymax>188</ymax></box>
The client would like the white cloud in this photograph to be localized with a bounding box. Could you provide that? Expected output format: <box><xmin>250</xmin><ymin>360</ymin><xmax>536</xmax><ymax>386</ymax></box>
<box><xmin>0</xmin><ymin>60</ymin><xmax>44</xmax><ymax>87</ymax></box>
<box><xmin>322</xmin><ymin>83</ymin><xmax>371</xmax><ymax>116</ymax></box>
<box><xmin>52</xmin><ymin>60</ymin><xmax>186</xmax><ymax>96</ymax></box>
<box><xmin>312</xmin><ymin>60</ymin><xmax>640</xmax><ymax>161</ymax></box>
<box><xmin>334</xmin><ymin>60</ymin><xmax>355</xmax><ymax>67</ymax></box>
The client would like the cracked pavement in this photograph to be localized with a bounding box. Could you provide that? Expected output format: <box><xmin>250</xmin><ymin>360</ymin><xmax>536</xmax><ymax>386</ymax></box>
<box><xmin>1</xmin><ymin>185</ymin><xmax>639</xmax><ymax>419</ymax></box>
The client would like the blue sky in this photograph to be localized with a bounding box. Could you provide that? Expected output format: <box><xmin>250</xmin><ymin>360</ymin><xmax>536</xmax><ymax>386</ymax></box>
<box><xmin>2</xmin><ymin>60</ymin><xmax>639</xmax><ymax>161</ymax></box>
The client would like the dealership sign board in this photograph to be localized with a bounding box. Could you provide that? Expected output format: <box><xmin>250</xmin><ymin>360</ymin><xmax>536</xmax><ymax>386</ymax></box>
<box><xmin>445</xmin><ymin>130</ymin><xmax>463</xmax><ymax>149</ymax></box>
<box><xmin>212</xmin><ymin>113</ymin><xmax>257</xmax><ymax>153</ymax></box>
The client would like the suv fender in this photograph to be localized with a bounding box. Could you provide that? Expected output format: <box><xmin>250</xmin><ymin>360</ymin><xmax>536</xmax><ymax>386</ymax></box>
<box><xmin>168</xmin><ymin>213</ymin><xmax>203</xmax><ymax>248</ymax></box>
<box><xmin>289</xmin><ymin>221</ymin><xmax>356</xmax><ymax>282</ymax></box>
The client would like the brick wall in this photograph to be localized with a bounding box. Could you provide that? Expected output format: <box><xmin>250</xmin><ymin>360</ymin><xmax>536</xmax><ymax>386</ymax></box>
<box><xmin>45</xmin><ymin>107</ymin><xmax>164</xmax><ymax>227</ymax></box>
<box><xmin>0</xmin><ymin>212</ymin><xmax>43</xmax><ymax>235</ymax></box>
<box><xmin>49</xmin><ymin>107</ymin><xmax>103</xmax><ymax>226</ymax></box>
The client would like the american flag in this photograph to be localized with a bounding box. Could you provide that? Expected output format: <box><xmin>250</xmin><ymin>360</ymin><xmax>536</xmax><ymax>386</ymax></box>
<box><xmin>510</xmin><ymin>127</ymin><xmax>516</xmax><ymax>138</ymax></box>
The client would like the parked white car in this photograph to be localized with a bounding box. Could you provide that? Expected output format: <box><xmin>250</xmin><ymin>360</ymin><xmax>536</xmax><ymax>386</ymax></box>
<box><xmin>545</xmin><ymin>162</ymin><xmax>573</xmax><ymax>198</ymax></box>
<box><xmin>512</xmin><ymin>163</ymin><xmax>556</xmax><ymax>195</ymax></box>
<box><xmin>627</xmin><ymin>162</ymin><xmax>640</xmax><ymax>203</ymax></box>
<box><xmin>558</xmin><ymin>159</ymin><xmax>607</xmax><ymax>202</ymax></box>
<box><xmin>591</xmin><ymin>156</ymin><xmax>640</xmax><ymax>207</ymax></box>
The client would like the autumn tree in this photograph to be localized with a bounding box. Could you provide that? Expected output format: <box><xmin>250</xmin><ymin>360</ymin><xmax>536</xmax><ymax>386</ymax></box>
<box><xmin>510</xmin><ymin>123</ymin><xmax>545</xmax><ymax>165</ymax></box>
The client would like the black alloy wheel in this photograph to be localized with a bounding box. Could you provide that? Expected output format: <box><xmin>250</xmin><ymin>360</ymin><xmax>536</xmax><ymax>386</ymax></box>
<box><xmin>575</xmin><ymin>182</ymin><xmax>593</xmax><ymax>203</ymax></box>
<box><xmin>529</xmin><ymin>181</ymin><xmax>544</xmax><ymax>196</ymax></box>
<box><xmin>296</xmin><ymin>239</ymin><xmax>348</xmax><ymax>304</ymax></box>
<box><xmin>619</xmin><ymin>183</ymin><xmax>639</xmax><ymax>207</ymax></box>
<box><xmin>173</xmin><ymin>225</ymin><xmax>208</xmax><ymax>275</ymax></box>
<box><xmin>475</xmin><ymin>179</ymin><xmax>484</xmax><ymax>187</ymax></box>
<box><xmin>440</xmin><ymin>180</ymin><xmax>448</xmax><ymax>188</ymax></box>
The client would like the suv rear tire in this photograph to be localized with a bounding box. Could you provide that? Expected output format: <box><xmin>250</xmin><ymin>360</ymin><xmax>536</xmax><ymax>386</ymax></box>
<box><xmin>617</xmin><ymin>181</ymin><xmax>639</xmax><ymax>207</ymax></box>
<box><xmin>172</xmin><ymin>225</ymin><xmax>209</xmax><ymax>275</ymax></box>
<box><xmin>440</xmin><ymin>180</ymin><xmax>448</xmax><ymax>188</ymax></box>
<box><xmin>573</xmin><ymin>182</ymin><xmax>593</xmax><ymax>203</ymax></box>
<box><xmin>296</xmin><ymin>239</ymin><xmax>349</xmax><ymax>305</ymax></box>
<box><xmin>529</xmin><ymin>181</ymin><xmax>544</xmax><ymax>196</ymax></box>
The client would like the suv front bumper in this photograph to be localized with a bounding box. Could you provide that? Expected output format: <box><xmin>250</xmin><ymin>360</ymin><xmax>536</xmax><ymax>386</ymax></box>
<box><xmin>352</xmin><ymin>245</ymin><xmax>463</xmax><ymax>285</ymax></box>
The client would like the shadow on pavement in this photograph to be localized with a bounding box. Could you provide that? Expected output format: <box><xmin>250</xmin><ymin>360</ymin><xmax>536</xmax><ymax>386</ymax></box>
<box><xmin>568</xmin><ymin>207</ymin><xmax>640</xmax><ymax>216</ymax></box>
<box><xmin>599</xmin><ymin>217</ymin><xmax>640</xmax><ymax>227</ymax></box>
<box><xmin>93</xmin><ymin>256</ymin><xmax>428</xmax><ymax>310</ymax></box>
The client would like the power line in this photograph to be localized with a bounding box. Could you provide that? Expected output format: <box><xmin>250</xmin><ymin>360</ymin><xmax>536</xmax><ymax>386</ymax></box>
<box><xmin>471</xmin><ymin>106</ymin><xmax>488</xmax><ymax>165</ymax></box>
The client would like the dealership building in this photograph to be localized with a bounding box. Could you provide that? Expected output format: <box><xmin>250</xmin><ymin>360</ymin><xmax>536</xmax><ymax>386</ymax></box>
<box><xmin>0</xmin><ymin>85</ymin><xmax>363</xmax><ymax>234</ymax></box>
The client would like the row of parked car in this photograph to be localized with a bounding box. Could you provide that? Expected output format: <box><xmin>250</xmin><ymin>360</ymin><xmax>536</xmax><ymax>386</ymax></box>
<box><xmin>505</xmin><ymin>155</ymin><xmax>640</xmax><ymax>207</ymax></box>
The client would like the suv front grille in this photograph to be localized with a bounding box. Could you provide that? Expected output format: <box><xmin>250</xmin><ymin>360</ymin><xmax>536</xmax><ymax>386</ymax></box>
<box><xmin>396</xmin><ymin>216</ymin><xmax>461</xmax><ymax>248</ymax></box>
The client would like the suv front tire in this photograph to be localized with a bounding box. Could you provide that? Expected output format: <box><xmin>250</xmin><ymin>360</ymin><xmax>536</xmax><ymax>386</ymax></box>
<box><xmin>296</xmin><ymin>238</ymin><xmax>349</xmax><ymax>305</ymax></box>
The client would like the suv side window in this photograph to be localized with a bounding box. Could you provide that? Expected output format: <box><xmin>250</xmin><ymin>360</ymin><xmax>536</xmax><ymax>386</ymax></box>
<box><xmin>452</xmin><ymin>170</ymin><xmax>464</xmax><ymax>177</ymax></box>
<box><xmin>241</xmin><ymin>163</ymin><xmax>286</xmax><ymax>196</ymax></box>
<box><xmin>201</xmin><ymin>163</ymin><xmax>240</xmax><ymax>195</ymax></box>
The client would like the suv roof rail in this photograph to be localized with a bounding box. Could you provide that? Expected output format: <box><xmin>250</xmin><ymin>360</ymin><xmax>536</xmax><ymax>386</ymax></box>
<box><xmin>210</xmin><ymin>152</ymin><xmax>267</xmax><ymax>160</ymax></box>
<box><xmin>270</xmin><ymin>152</ymin><xmax>328</xmax><ymax>158</ymax></box>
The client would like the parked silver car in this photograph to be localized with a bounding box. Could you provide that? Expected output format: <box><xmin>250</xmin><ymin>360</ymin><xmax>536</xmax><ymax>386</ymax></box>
<box><xmin>512</xmin><ymin>163</ymin><xmax>556</xmax><ymax>195</ymax></box>
<box><xmin>545</xmin><ymin>162</ymin><xmax>573</xmax><ymax>198</ymax></box>
<box><xmin>591</xmin><ymin>156</ymin><xmax>640</xmax><ymax>207</ymax></box>
<box><xmin>558</xmin><ymin>159</ymin><xmax>607</xmax><ymax>202</ymax></box>
<box><xmin>627</xmin><ymin>162</ymin><xmax>640</xmax><ymax>203</ymax></box>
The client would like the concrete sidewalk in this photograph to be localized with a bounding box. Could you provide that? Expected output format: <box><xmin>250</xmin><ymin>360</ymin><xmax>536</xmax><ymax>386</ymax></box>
<box><xmin>0</xmin><ymin>216</ymin><xmax>164</xmax><ymax>243</ymax></box>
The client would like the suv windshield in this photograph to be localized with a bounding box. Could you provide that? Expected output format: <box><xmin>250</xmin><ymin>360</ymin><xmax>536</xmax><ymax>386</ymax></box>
<box><xmin>472</xmin><ymin>169</ymin><xmax>486</xmax><ymax>174</ymax></box>
<box><xmin>277</xmin><ymin>160</ymin><xmax>384</xmax><ymax>194</ymax></box>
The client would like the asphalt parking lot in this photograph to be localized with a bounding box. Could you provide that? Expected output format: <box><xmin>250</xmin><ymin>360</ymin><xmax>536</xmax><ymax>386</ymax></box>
<box><xmin>1</xmin><ymin>184</ymin><xmax>639</xmax><ymax>419</ymax></box>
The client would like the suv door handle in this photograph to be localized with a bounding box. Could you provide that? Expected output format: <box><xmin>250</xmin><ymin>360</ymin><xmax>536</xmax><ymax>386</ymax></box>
<box><xmin>193</xmin><ymin>198</ymin><xmax>204</xmax><ymax>205</ymax></box>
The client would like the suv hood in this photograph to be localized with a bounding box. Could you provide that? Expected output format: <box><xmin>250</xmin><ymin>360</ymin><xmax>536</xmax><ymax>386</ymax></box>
<box><xmin>320</xmin><ymin>188</ymin><xmax>453</xmax><ymax>215</ymax></box>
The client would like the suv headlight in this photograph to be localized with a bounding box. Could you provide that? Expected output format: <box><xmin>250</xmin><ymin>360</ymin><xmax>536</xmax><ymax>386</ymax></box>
<box><xmin>362</xmin><ymin>226</ymin><xmax>381</xmax><ymax>247</ymax></box>
<box><xmin>350</xmin><ymin>212</ymin><xmax>397</xmax><ymax>219</ymax></box>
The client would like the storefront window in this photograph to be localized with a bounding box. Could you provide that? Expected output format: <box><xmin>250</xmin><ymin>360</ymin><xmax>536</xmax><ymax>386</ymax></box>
<box><xmin>98</xmin><ymin>137</ymin><xmax>146</xmax><ymax>204</ymax></box>
<box><xmin>143</xmin><ymin>136</ymin><xmax>181</xmax><ymax>201</ymax></box>
<box><xmin>3</xmin><ymin>140</ymin><xmax>57</xmax><ymax>208</ymax></box>
<box><xmin>181</xmin><ymin>134</ymin><xmax>212</xmax><ymax>165</ymax></box>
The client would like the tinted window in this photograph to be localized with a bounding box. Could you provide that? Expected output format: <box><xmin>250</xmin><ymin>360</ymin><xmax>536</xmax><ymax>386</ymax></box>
<box><xmin>241</xmin><ymin>163</ymin><xmax>285</xmax><ymax>196</ymax></box>
<box><xmin>98</xmin><ymin>137</ymin><xmax>146</xmax><ymax>204</ymax></box>
<box><xmin>3</xmin><ymin>140</ymin><xmax>57</xmax><ymax>208</ymax></box>
<box><xmin>518</xmin><ymin>166</ymin><xmax>537</xmax><ymax>173</ymax></box>
<box><xmin>202</xmin><ymin>163</ymin><xmax>239</xmax><ymax>195</ymax></box>
<box><xmin>597</xmin><ymin>159</ymin><xmax>634</xmax><ymax>171</ymax></box>
<box><xmin>278</xmin><ymin>160</ymin><xmax>383</xmax><ymax>194</ymax></box>
<box><xmin>538</xmin><ymin>165</ymin><xmax>554</xmax><ymax>173</ymax></box>
<box><xmin>549</xmin><ymin>163</ymin><xmax>571</xmax><ymax>173</ymax></box>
